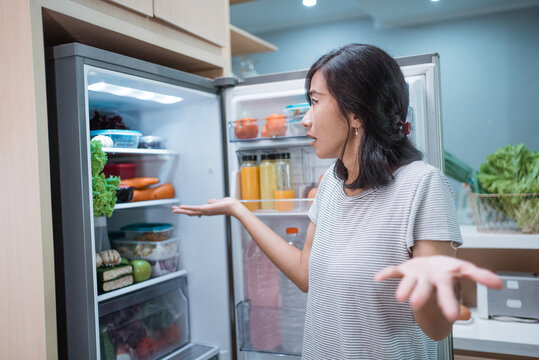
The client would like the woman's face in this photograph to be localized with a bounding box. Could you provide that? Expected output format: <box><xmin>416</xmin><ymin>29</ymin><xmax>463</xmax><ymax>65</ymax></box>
<box><xmin>302</xmin><ymin>70</ymin><xmax>351</xmax><ymax>159</ymax></box>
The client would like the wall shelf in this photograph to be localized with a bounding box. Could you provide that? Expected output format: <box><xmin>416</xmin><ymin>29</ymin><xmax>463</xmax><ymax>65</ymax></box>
<box><xmin>453</xmin><ymin>308</ymin><xmax>539</xmax><ymax>357</ymax></box>
<box><xmin>230</xmin><ymin>24</ymin><xmax>278</xmax><ymax>56</ymax></box>
<box><xmin>459</xmin><ymin>225</ymin><xmax>539</xmax><ymax>250</ymax></box>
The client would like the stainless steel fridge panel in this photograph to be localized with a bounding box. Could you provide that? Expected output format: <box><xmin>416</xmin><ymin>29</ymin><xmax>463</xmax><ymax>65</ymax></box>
<box><xmin>47</xmin><ymin>53</ymin><xmax>99</xmax><ymax>360</ymax></box>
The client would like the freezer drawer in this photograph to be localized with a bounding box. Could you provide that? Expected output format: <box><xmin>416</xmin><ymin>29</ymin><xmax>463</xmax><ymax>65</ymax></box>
<box><xmin>99</xmin><ymin>277</ymin><xmax>190</xmax><ymax>360</ymax></box>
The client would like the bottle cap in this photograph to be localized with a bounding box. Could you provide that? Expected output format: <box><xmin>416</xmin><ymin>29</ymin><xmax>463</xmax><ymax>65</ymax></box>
<box><xmin>283</xmin><ymin>153</ymin><xmax>291</xmax><ymax>159</ymax></box>
<box><xmin>286</xmin><ymin>227</ymin><xmax>298</xmax><ymax>234</ymax></box>
<box><xmin>242</xmin><ymin>155</ymin><xmax>257</xmax><ymax>162</ymax></box>
<box><xmin>261</xmin><ymin>154</ymin><xmax>268</xmax><ymax>161</ymax></box>
<box><xmin>268</xmin><ymin>154</ymin><xmax>275</xmax><ymax>160</ymax></box>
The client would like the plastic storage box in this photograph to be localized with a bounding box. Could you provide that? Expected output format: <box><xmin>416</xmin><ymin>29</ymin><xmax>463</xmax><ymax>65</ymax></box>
<box><xmin>120</xmin><ymin>223</ymin><xmax>174</xmax><ymax>242</ymax></box>
<box><xmin>285</xmin><ymin>103</ymin><xmax>310</xmax><ymax>118</ymax></box>
<box><xmin>99</xmin><ymin>277</ymin><xmax>189</xmax><ymax>359</ymax></box>
<box><xmin>90</xmin><ymin>129</ymin><xmax>142</xmax><ymax>148</ymax></box>
<box><xmin>112</xmin><ymin>238</ymin><xmax>179</xmax><ymax>261</ymax></box>
<box><xmin>103</xmin><ymin>163</ymin><xmax>136</xmax><ymax>179</ymax></box>
<box><xmin>139</xmin><ymin>135</ymin><xmax>167</xmax><ymax>149</ymax></box>
<box><xmin>147</xmin><ymin>254</ymin><xmax>180</xmax><ymax>277</ymax></box>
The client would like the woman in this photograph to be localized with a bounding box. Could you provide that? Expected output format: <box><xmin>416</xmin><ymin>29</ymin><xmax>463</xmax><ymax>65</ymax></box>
<box><xmin>173</xmin><ymin>44</ymin><xmax>502</xmax><ymax>359</ymax></box>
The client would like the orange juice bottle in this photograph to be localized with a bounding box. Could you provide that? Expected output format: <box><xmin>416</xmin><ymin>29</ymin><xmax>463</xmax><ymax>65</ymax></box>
<box><xmin>274</xmin><ymin>153</ymin><xmax>295</xmax><ymax>212</ymax></box>
<box><xmin>240</xmin><ymin>155</ymin><xmax>260</xmax><ymax>211</ymax></box>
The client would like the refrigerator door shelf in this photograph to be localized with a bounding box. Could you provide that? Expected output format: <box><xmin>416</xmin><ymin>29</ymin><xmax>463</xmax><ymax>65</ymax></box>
<box><xmin>236</xmin><ymin>300</ymin><xmax>304</xmax><ymax>358</ymax></box>
<box><xmin>228</xmin><ymin>117</ymin><xmax>308</xmax><ymax>143</ymax></box>
<box><xmin>240</xmin><ymin>199</ymin><xmax>312</xmax><ymax>216</ymax></box>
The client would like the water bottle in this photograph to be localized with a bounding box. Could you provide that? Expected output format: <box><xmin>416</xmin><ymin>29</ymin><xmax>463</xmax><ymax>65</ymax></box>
<box><xmin>246</xmin><ymin>240</ymin><xmax>281</xmax><ymax>350</ymax></box>
<box><xmin>279</xmin><ymin>227</ymin><xmax>307</xmax><ymax>355</ymax></box>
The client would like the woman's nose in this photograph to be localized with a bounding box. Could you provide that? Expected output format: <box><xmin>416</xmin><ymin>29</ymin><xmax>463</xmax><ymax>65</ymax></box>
<box><xmin>301</xmin><ymin>108</ymin><xmax>313</xmax><ymax>128</ymax></box>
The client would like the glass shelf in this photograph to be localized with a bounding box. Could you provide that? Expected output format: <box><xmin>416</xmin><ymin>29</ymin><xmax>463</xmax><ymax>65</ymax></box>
<box><xmin>114</xmin><ymin>198</ymin><xmax>180</xmax><ymax>210</ymax></box>
<box><xmin>103</xmin><ymin>147</ymin><xmax>179</xmax><ymax>156</ymax></box>
<box><xmin>97</xmin><ymin>269</ymin><xmax>187</xmax><ymax>303</ymax></box>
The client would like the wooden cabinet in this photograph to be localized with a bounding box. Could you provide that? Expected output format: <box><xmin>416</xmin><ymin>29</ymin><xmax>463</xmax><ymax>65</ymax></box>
<box><xmin>154</xmin><ymin>0</ymin><xmax>228</xmax><ymax>47</ymax></box>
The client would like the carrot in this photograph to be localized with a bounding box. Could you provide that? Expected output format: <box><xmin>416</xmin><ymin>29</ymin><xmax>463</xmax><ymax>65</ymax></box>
<box><xmin>120</xmin><ymin>177</ymin><xmax>159</xmax><ymax>189</ymax></box>
<box><xmin>150</xmin><ymin>183</ymin><xmax>175</xmax><ymax>200</ymax></box>
<box><xmin>131</xmin><ymin>188</ymin><xmax>154</xmax><ymax>202</ymax></box>
<box><xmin>130</xmin><ymin>183</ymin><xmax>175</xmax><ymax>202</ymax></box>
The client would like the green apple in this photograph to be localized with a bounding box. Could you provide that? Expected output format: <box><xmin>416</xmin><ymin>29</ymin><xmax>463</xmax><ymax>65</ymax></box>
<box><xmin>130</xmin><ymin>260</ymin><xmax>151</xmax><ymax>282</ymax></box>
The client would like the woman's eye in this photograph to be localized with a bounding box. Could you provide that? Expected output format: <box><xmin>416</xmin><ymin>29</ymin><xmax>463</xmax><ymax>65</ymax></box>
<box><xmin>310</xmin><ymin>98</ymin><xmax>318</xmax><ymax>105</ymax></box>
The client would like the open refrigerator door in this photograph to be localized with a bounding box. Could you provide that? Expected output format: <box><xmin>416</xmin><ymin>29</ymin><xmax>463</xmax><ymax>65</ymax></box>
<box><xmin>222</xmin><ymin>72</ymin><xmax>334</xmax><ymax>359</ymax></box>
<box><xmin>47</xmin><ymin>43</ymin><xmax>230</xmax><ymax>360</ymax></box>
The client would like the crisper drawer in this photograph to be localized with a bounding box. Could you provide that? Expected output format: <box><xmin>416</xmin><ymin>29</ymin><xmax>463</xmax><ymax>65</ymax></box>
<box><xmin>99</xmin><ymin>277</ymin><xmax>189</xmax><ymax>360</ymax></box>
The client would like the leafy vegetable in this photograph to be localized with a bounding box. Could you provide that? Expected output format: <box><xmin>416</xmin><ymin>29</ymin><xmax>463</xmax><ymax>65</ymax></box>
<box><xmin>477</xmin><ymin>144</ymin><xmax>539</xmax><ymax>232</ymax></box>
<box><xmin>91</xmin><ymin>140</ymin><xmax>120</xmax><ymax>217</ymax></box>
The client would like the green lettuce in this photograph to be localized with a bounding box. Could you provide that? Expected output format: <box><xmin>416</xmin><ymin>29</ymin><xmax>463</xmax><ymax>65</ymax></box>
<box><xmin>477</xmin><ymin>144</ymin><xmax>539</xmax><ymax>233</ymax></box>
<box><xmin>90</xmin><ymin>140</ymin><xmax>120</xmax><ymax>217</ymax></box>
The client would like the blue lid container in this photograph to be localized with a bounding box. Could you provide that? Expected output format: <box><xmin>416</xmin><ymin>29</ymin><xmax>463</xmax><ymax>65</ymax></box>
<box><xmin>90</xmin><ymin>129</ymin><xmax>142</xmax><ymax>148</ymax></box>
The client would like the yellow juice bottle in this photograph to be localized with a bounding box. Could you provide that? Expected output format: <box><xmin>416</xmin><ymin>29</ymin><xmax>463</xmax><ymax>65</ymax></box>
<box><xmin>259</xmin><ymin>154</ymin><xmax>277</xmax><ymax>210</ymax></box>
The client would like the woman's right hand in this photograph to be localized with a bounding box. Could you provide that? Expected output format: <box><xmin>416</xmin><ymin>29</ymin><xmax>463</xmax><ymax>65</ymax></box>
<box><xmin>172</xmin><ymin>197</ymin><xmax>242</xmax><ymax>217</ymax></box>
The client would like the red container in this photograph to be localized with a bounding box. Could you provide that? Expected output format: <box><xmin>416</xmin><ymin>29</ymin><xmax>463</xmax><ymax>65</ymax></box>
<box><xmin>104</xmin><ymin>163</ymin><xmax>136</xmax><ymax>179</ymax></box>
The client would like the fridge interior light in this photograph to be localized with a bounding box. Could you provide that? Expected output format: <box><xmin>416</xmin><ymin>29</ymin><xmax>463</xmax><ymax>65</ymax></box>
<box><xmin>88</xmin><ymin>81</ymin><xmax>183</xmax><ymax>104</ymax></box>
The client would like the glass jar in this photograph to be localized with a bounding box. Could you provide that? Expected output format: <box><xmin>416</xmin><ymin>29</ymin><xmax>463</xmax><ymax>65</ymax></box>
<box><xmin>274</xmin><ymin>153</ymin><xmax>294</xmax><ymax>212</ymax></box>
<box><xmin>240</xmin><ymin>155</ymin><xmax>260</xmax><ymax>211</ymax></box>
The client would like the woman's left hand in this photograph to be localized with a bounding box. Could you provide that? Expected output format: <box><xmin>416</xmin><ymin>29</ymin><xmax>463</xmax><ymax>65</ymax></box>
<box><xmin>375</xmin><ymin>256</ymin><xmax>503</xmax><ymax>322</ymax></box>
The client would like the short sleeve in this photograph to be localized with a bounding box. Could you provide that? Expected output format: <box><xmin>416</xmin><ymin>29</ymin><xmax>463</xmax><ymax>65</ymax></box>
<box><xmin>308</xmin><ymin>165</ymin><xmax>333</xmax><ymax>225</ymax></box>
<box><xmin>406</xmin><ymin>168</ymin><xmax>463</xmax><ymax>252</ymax></box>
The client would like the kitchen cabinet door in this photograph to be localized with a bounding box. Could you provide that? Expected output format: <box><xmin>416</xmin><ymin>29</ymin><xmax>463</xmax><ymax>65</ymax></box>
<box><xmin>106</xmin><ymin>0</ymin><xmax>153</xmax><ymax>17</ymax></box>
<box><xmin>153</xmin><ymin>0</ymin><xmax>227</xmax><ymax>47</ymax></box>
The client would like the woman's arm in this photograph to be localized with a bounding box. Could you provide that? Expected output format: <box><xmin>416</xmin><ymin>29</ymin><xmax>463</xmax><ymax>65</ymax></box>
<box><xmin>172</xmin><ymin>198</ymin><xmax>314</xmax><ymax>292</ymax></box>
<box><xmin>409</xmin><ymin>240</ymin><xmax>456</xmax><ymax>341</ymax></box>
<box><xmin>375</xmin><ymin>240</ymin><xmax>502</xmax><ymax>341</ymax></box>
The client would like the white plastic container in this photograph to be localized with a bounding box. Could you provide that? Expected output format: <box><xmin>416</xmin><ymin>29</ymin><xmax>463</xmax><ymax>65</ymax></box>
<box><xmin>111</xmin><ymin>238</ymin><xmax>178</xmax><ymax>261</ymax></box>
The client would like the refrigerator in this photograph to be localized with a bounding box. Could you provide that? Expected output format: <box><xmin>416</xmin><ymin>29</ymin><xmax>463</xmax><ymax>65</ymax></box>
<box><xmin>46</xmin><ymin>43</ymin><xmax>450</xmax><ymax>360</ymax></box>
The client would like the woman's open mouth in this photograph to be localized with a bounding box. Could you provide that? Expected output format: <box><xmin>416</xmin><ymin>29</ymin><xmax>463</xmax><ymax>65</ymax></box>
<box><xmin>306</xmin><ymin>133</ymin><xmax>317</xmax><ymax>146</ymax></box>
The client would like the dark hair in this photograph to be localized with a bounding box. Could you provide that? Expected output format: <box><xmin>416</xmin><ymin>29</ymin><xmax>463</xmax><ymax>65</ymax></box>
<box><xmin>305</xmin><ymin>43</ymin><xmax>422</xmax><ymax>190</ymax></box>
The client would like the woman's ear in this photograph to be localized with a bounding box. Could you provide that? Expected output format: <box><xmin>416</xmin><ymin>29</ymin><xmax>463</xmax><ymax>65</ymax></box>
<box><xmin>350</xmin><ymin>114</ymin><xmax>362</xmax><ymax>130</ymax></box>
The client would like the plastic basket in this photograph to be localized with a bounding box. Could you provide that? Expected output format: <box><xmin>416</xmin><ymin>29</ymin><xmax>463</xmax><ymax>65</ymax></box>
<box><xmin>468</xmin><ymin>192</ymin><xmax>539</xmax><ymax>234</ymax></box>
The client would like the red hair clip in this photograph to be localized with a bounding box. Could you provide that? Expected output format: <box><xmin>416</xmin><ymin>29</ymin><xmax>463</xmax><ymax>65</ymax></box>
<box><xmin>398</xmin><ymin>120</ymin><xmax>411</xmax><ymax>136</ymax></box>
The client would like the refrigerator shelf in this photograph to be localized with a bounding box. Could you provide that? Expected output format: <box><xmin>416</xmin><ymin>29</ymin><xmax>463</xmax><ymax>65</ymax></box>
<box><xmin>114</xmin><ymin>198</ymin><xmax>180</xmax><ymax>210</ymax></box>
<box><xmin>97</xmin><ymin>269</ymin><xmax>187</xmax><ymax>303</ymax></box>
<box><xmin>103</xmin><ymin>147</ymin><xmax>179</xmax><ymax>156</ymax></box>
<box><xmin>160</xmin><ymin>343</ymin><xmax>220</xmax><ymax>360</ymax></box>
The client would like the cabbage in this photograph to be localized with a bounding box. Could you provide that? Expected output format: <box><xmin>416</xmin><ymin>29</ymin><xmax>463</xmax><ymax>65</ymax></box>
<box><xmin>477</xmin><ymin>144</ymin><xmax>539</xmax><ymax>232</ymax></box>
<box><xmin>90</xmin><ymin>140</ymin><xmax>120</xmax><ymax>217</ymax></box>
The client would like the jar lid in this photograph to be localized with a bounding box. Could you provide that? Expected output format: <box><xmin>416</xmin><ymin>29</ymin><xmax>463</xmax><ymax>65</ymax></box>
<box><xmin>286</xmin><ymin>227</ymin><xmax>298</xmax><ymax>234</ymax></box>
<box><xmin>242</xmin><ymin>155</ymin><xmax>257</xmax><ymax>162</ymax></box>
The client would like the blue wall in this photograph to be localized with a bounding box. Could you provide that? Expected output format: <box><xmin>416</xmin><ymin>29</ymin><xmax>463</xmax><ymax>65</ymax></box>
<box><xmin>234</xmin><ymin>7</ymin><xmax>539</xmax><ymax>170</ymax></box>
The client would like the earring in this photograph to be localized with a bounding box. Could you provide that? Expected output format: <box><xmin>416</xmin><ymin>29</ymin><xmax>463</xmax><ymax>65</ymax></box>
<box><xmin>354</xmin><ymin>128</ymin><xmax>359</xmax><ymax>136</ymax></box>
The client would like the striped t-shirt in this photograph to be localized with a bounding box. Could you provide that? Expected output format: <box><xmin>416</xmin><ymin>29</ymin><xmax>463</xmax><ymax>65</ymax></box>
<box><xmin>304</xmin><ymin>160</ymin><xmax>462</xmax><ymax>360</ymax></box>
